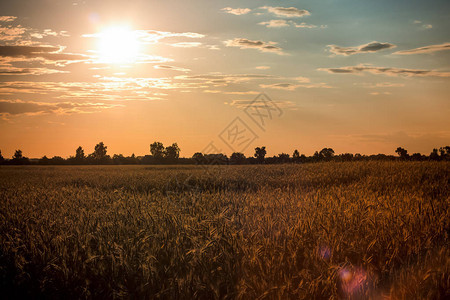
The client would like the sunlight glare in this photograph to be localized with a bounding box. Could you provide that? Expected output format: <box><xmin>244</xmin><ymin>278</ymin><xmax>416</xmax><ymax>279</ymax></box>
<box><xmin>97</xmin><ymin>26</ymin><xmax>140</xmax><ymax>64</ymax></box>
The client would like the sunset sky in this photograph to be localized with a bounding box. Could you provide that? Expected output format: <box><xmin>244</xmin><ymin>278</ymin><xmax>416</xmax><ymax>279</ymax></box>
<box><xmin>0</xmin><ymin>0</ymin><xmax>449</xmax><ymax>158</ymax></box>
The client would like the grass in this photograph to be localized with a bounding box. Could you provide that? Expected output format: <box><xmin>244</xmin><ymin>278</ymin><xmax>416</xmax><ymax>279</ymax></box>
<box><xmin>0</xmin><ymin>161</ymin><xmax>449</xmax><ymax>299</ymax></box>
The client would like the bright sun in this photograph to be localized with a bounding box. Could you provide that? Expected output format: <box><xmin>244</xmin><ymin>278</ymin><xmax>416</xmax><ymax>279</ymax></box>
<box><xmin>97</xmin><ymin>26</ymin><xmax>140</xmax><ymax>64</ymax></box>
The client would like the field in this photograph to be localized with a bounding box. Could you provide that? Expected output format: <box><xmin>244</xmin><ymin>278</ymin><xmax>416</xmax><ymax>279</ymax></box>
<box><xmin>0</xmin><ymin>162</ymin><xmax>449</xmax><ymax>299</ymax></box>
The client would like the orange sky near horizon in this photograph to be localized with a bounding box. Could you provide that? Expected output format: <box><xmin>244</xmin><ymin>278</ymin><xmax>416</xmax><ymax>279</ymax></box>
<box><xmin>0</xmin><ymin>0</ymin><xmax>449</xmax><ymax>159</ymax></box>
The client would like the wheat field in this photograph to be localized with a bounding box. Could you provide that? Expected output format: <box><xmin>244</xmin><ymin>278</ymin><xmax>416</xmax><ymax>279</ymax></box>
<box><xmin>0</xmin><ymin>162</ymin><xmax>448</xmax><ymax>299</ymax></box>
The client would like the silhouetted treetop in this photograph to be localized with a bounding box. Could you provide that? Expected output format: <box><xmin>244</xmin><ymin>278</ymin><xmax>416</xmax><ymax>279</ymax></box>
<box><xmin>150</xmin><ymin>142</ymin><xmax>165</xmax><ymax>159</ymax></box>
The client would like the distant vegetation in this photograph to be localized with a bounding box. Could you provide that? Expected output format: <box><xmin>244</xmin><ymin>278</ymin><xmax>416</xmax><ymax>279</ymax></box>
<box><xmin>0</xmin><ymin>143</ymin><xmax>449</xmax><ymax>165</ymax></box>
<box><xmin>1</xmin><ymin>162</ymin><xmax>448</xmax><ymax>298</ymax></box>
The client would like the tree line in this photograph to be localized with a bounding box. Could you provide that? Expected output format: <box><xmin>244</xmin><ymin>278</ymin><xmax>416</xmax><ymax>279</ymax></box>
<box><xmin>0</xmin><ymin>142</ymin><xmax>449</xmax><ymax>165</ymax></box>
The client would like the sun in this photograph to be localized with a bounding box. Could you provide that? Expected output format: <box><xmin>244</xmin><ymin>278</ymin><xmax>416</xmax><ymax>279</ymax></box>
<box><xmin>97</xmin><ymin>26</ymin><xmax>140</xmax><ymax>64</ymax></box>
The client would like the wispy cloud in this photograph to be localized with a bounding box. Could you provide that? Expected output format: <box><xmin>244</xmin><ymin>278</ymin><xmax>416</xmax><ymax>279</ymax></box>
<box><xmin>175</xmin><ymin>73</ymin><xmax>274</xmax><ymax>86</ymax></box>
<box><xmin>228</xmin><ymin>99</ymin><xmax>297</xmax><ymax>110</ymax></box>
<box><xmin>0</xmin><ymin>16</ymin><xmax>17</xmax><ymax>22</ymax></box>
<box><xmin>83</xmin><ymin>30</ymin><xmax>204</xmax><ymax>45</ymax></box>
<box><xmin>221</xmin><ymin>7</ymin><xmax>251</xmax><ymax>15</ymax></box>
<box><xmin>0</xmin><ymin>45</ymin><xmax>88</xmax><ymax>66</ymax></box>
<box><xmin>356</xmin><ymin>82</ymin><xmax>405</xmax><ymax>88</ymax></box>
<box><xmin>327</xmin><ymin>42</ymin><xmax>396</xmax><ymax>56</ymax></box>
<box><xmin>393</xmin><ymin>42</ymin><xmax>450</xmax><ymax>55</ymax></box>
<box><xmin>224</xmin><ymin>38</ymin><xmax>285</xmax><ymax>55</ymax></box>
<box><xmin>259</xmin><ymin>20</ymin><xmax>323</xmax><ymax>29</ymax></box>
<box><xmin>260</xmin><ymin>82</ymin><xmax>331</xmax><ymax>90</ymax></box>
<box><xmin>259</xmin><ymin>20</ymin><xmax>290</xmax><ymax>28</ymax></box>
<box><xmin>319</xmin><ymin>64</ymin><xmax>450</xmax><ymax>77</ymax></box>
<box><xmin>0</xmin><ymin>99</ymin><xmax>122</xmax><ymax>117</ymax></box>
<box><xmin>413</xmin><ymin>20</ymin><xmax>432</xmax><ymax>30</ymax></box>
<box><xmin>260</xmin><ymin>6</ymin><xmax>310</xmax><ymax>18</ymax></box>
<box><xmin>168</xmin><ymin>42</ymin><xmax>202</xmax><ymax>48</ymax></box>
<box><xmin>154</xmin><ymin>65</ymin><xmax>191</xmax><ymax>72</ymax></box>
<box><xmin>0</xmin><ymin>21</ymin><xmax>70</xmax><ymax>44</ymax></box>
<box><xmin>0</xmin><ymin>65</ymin><xmax>68</xmax><ymax>76</ymax></box>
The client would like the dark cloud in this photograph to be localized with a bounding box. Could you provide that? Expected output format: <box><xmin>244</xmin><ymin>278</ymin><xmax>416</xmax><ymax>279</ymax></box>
<box><xmin>0</xmin><ymin>45</ymin><xmax>87</xmax><ymax>62</ymax></box>
<box><xmin>393</xmin><ymin>42</ymin><xmax>450</xmax><ymax>55</ymax></box>
<box><xmin>327</xmin><ymin>42</ymin><xmax>396</xmax><ymax>56</ymax></box>
<box><xmin>318</xmin><ymin>64</ymin><xmax>450</xmax><ymax>77</ymax></box>
<box><xmin>260</xmin><ymin>6</ymin><xmax>310</xmax><ymax>17</ymax></box>
<box><xmin>0</xmin><ymin>66</ymin><xmax>67</xmax><ymax>75</ymax></box>
<box><xmin>154</xmin><ymin>65</ymin><xmax>191</xmax><ymax>72</ymax></box>
<box><xmin>260</xmin><ymin>82</ymin><xmax>331</xmax><ymax>90</ymax></box>
<box><xmin>0</xmin><ymin>99</ymin><xmax>122</xmax><ymax>116</ymax></box>
<box><xmin>224</xmin><ymin>38</ymin><xmax>285</xmax><ymax>55</ymax></box>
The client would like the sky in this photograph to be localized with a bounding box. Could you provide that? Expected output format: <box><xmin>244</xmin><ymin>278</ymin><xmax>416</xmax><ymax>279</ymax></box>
<box><xmin>0</xmin><ymin>0</ymin><xmax>449</xmax><ymax>158</ymax></box>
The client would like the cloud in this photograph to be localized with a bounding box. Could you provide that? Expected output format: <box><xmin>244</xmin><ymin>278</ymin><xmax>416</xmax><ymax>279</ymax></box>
<box><xmin>221</xmin><ymin>7</ymin><xmax>251</xmax><ymax>15</ymax></box>
<box><xmin>260</xmin><ymin>6</ymin><xmax>310</xmax><ymax>18</ymax></box>
<box><xmin>225</xmin><ymin>91</ymin><xmax>260</xmax><ymax>95</ymax></box>
<box><xmin>0</xmin><ymin>79</ymin><xmax>173</xmax><ymax>101</ymax></box>
<box><xmin>168</xmin><ymin>42</ymin><xmax>202</xmax><ymax>48</ymax></box>
<box><xmin>154</xmin><ymin>65</ymin><xmax>191</xmax><ymax>72</ymax></box>
<box><xmin>0</xmin><ymin>66</ymin><xmax>67</xmax><ymax>75</ymax></box>
<box><xmin>356</xmin><ymin>82</ymin><xmax>405</xmax><ymax>88</ymax></box>
<box><xmin>0</xmin><ymin>16</ymin><xmax>17</xmax><ymax>22</ymax></box>
<box><xmin>176</xmin><ymin>73</ymin><xmax>274</xmax><ymax>86</ymax></box>
<box><xmin>259</xmin><ymin>20</ymin><xmax>323</xmax><ymax>29</ymax></box>
<box><xmin>0</xmin><ymin>22</ymin><xmax>70</xmax><ymax>44</ymax></box>
<box><xmin>413</xmin><ymin>21</ymin><xmax>432</xmax><ymax>29</ymax></box>
<box><xmin>259</xmin><ymin>20</ymin><xmax>290</xmax><ymax>28</ymax></box>
<box><xmin>318</xmin><ymin>64</ymin><xmax>450</xmax><ymax>77</ymax></box>
<box><xmin>293</xmin><ymin>22</ymin><xmax>318</xmax><ymax>29</ymax></box>
<box><xmin>327</xmin><ymin>41</ymin><xmax>396</xmax><ymax>56</ymax></box>
<box><xmin>0</xmin><ymin>25</ymin><xmax>27</xmax><ymax>42</ymax></box>
<box><xmin>0</xmin><ymin>45</ymin><xmax>87</xmax><ymax>61</ymax></box>
<box><xmin>369</xmin><ymin>91</ymin><xmax>391</xmax><ymax>95</ymax></box>
<box><xmin>0</xmin><ymin>99</ymin><xmax>122</xmax><ymax>117</ymax></box>
<box><xmin>393</xmin><ymin>42</ymin><xmax>450</xmax><ymax>55</ymax></box>
<box><xmin>256</xmin><ymin>66</ymin><xmax>271</xmax><ymax>70</ymax></box>
<box><xmin>228</xmin><ymin>99</ymin><xmax>296</xmax><ymax>110</ymax></box>
<box><xmin>83</xmin><ymin>30</ymin><xmax>204</xmax><ymax>45</ymax></box>
<box><xmin>260</xmin><ymin>82</ymin><xmax>331</xmax><ymax>90</ymax></box>
<box><xmin>224</xmin><ymin>38</ymin><xmax>285</xmax><ymax>55</ymax></box>
<box><xmin>0</xmin><ymin>45</ymin><xmax>88</xmax><ymax>67</ymax></box>
<box><xmin>259</xmin><ymin>83</ymin><xmax>299</xmax><ymax>91</ymax></box>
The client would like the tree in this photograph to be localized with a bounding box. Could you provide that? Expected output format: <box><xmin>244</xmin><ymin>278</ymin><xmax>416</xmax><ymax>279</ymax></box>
<box><xmin>430</xmin><ymin>148</ymin><xmax>440</xmax><ymax>161</ymax></box>
<box><xmin>11</xmin><ymin>149</ymin><xmax>29</xmax><ymax>165</ymax></box>
<box><xmin>395</xmin><ymin>147</ymin><xmax>409</xmax><ymax>160</ymax></box>
<box><xmin>39</xmin><ymin>156</ymin><xmax>50</xmax><ymax>165</ymax></box>
<box><xmin>0</xmin><ymin>150</ymin><xmax>4</xmax><ymax>163</ymax></box>
<box><xmin>254</xmin><ymin>146</ymin><xmax>266</xmax><ymax>164</ymax></box>
<box><xmin>165</xmin><ymin>143</ymin><xmax>180</xmax><ymax>160</ymax></box>
<box><xmin>13</xmin><ymin>149</ymin><xmax>23</xmax><ymax>160</ymax></box>
<box><xmin>230</xmin><ymin>152</ymin><xmax>246</xmax><ymax>165</ymax></box>
<box><xmin>339</xmin><ymin>153</ymin><xmax>354</xmax><ymax>162</ymax></box>
<box><xmin>92</xmin><ymin>142</ymin><xmax>108</xmax><ymax>162</ymax></box>
<box><xmin>75</xmin><ymin>146</ymin><xmax>85</xmax><ymax>160</ymax></box>
<box><xmin>277</xmin><ymin>153</ymin><xmax>290</xmax><ymax>164</ymax></box>
<box><xmin>192</xmin><ymin>152</ymin><xmax>205</xmax><ymax>164</ymax></box>
<box><xmin>439</xmin><ymin>146</ymin><xmax>450</xmax><ymax>160</ymax></box>
<box><xmin>411</xmin><ymin>153</ymin><xmax>424</xmax><ymax>161</ymax></box>
<box><xmin>51</xmin><ymin>156</ymin><xmax>65</xmax><ymax>164</ymax></box>
<box><xmin>150</xmin><ymin>142</ymin><xmax>165</xmax><ymax>159</ymax></box>
<box><xmin>319</xmin><ymin>148</ymin><xmax>335</xmax><ymax>161</ymax></box>
<box><xmin>292</xmin><ymin>149</ymin><xmax>300</xmax><ymax>163</ymax></box>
